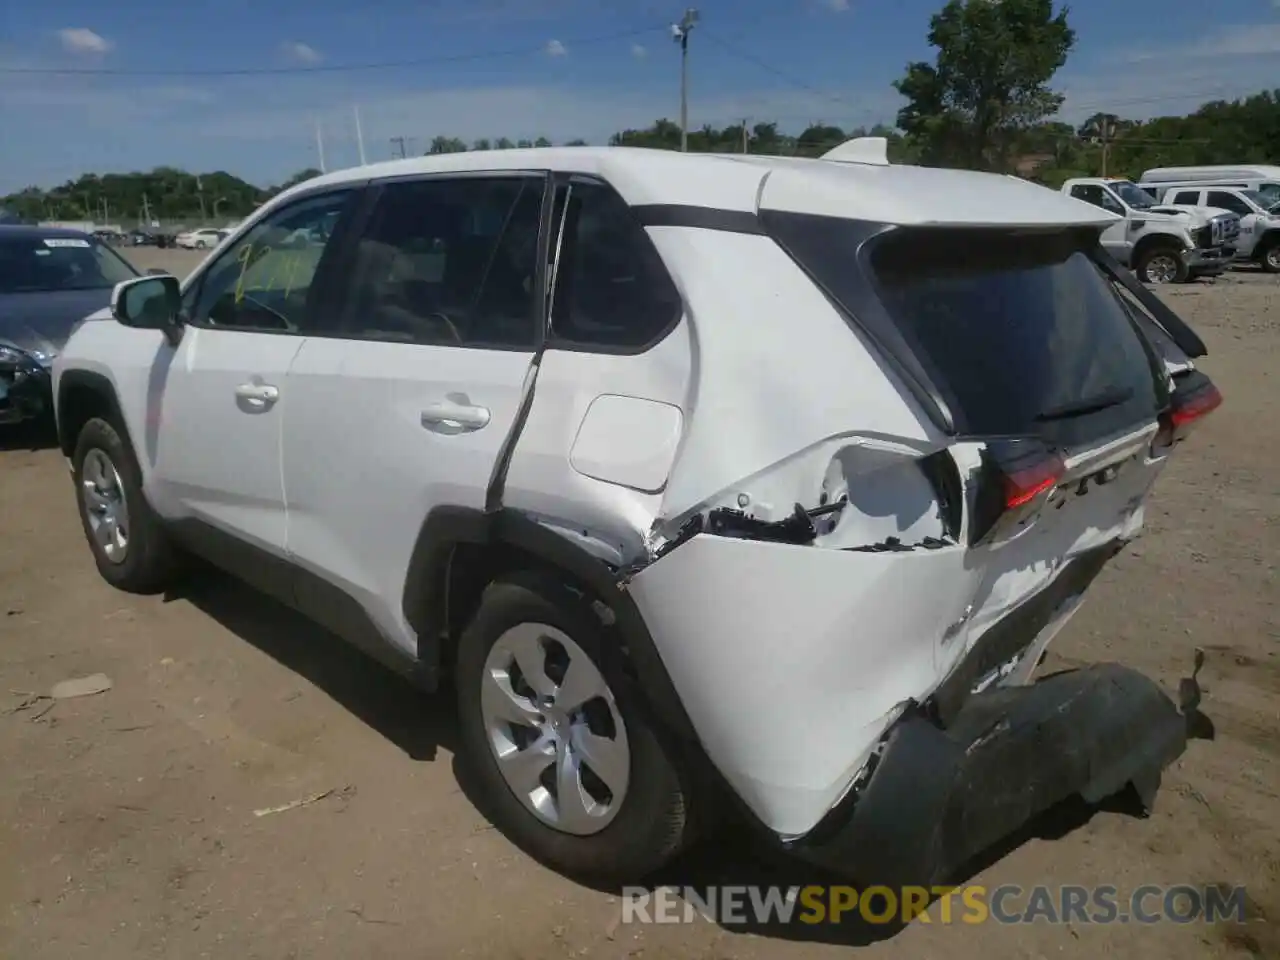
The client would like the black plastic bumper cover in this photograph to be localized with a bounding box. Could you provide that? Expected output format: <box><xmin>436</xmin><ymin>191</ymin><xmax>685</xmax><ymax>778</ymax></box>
<box><xmin>793</xmin><ymin>662</ymin><xmax>1189</xmax><ymax>888</ymax></box>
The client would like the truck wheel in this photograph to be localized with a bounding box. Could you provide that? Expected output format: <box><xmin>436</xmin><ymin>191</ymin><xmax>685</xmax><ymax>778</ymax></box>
<box><xmin>1259</xmin><ymin>240</ymin><xmax>1280</xmax><ymax>274</ymax></box>
<box><xmin>455</xmin><ymin>570</ymin><xmax>694</xmax><ymax>884</ymax></box>
<box><xmin>1136</xmin><ymin>245</ymin><xmax>1188</xmax><ymax>284</ymax></box>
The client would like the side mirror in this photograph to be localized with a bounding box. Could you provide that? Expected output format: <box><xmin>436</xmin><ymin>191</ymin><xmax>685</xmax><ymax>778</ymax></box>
<box><xmin>112</xmin><ymin>275</ymin><xmax>183</xmax><ymax>345</ymax></box>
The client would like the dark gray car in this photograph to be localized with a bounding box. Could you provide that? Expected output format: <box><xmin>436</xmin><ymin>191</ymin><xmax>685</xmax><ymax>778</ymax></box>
<box><xmin>0</xmin><ymin>226</ymin><xmax>139</xmax><ymax>424</ymax></box>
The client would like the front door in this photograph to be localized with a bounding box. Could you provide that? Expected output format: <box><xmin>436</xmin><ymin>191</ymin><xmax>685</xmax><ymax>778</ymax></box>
<box><xmin>281</xmin><ymin>173</ymin><xmax>549</xmax><ymax>657</ymax></box>
<box><xmin>150</xmin><ymin>188</ymin><xmax>359</xmax><ymax>574</ymax></box>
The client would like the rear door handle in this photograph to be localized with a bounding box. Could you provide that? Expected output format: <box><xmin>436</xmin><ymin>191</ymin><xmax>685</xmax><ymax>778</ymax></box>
<box><xmin>421</xmin><ymin>399</ymin><xmax>491</xmax><ymax>434</ymax></box>
<box><xmin>235</xmin><ymin>383</ymin><xmax>279</xmax><ymax>409</ymax></box>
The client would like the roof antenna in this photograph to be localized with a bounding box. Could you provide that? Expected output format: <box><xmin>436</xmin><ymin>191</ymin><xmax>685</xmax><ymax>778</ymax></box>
<box><xmin>820</xmin><ymin>136</ymin><xmax>889</xmax><ymax>166</ymax></box>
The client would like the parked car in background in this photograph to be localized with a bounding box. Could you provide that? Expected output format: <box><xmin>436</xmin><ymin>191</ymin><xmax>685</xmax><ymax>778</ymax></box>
<box><xmin>126</xmin><ymin>230</ymin><xmax>159</xmax><ymax>247</ymax></box>
<box><xmin>174</xmin><ymin>228</ymin><xmax>224</xmax><ymax>250</ymax></box>
<box><xmin>1139</xmin><ymin>165</ymin><xmax>1280</xmax><ymax>210</ymax></box>
<box><xmin>1061</xmin><ymin>177</ymin><xmax>1239</xmax><ymax>283</ymax></box>
<box><xmin>1154</xmin><ymin>185</ymin><xmax>1280</xmax><ymax>273</ymax></box>
<box><xmin>0</xmin><ymin>225</ymin><xmax>139</xmax><ymax>425</ymax></box>
<box><xmin>53</xmin><ymin>142</ymin><xmax>1213</xmax><ymax>886</ymax></box>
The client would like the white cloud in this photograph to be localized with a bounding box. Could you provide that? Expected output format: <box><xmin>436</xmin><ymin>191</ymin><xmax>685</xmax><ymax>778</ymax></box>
<box><xmin>545</xmin><ymin>39</ymin><xmax>567</xmax><ymax>57</ymax></box>
<box><xmin>631</xmin><ymin>43</ymin><xmax>648</xmax><ymax>59</ymax></box>
<box><xmin>57</xmin><ymin>28</ymin><xmax>112</xmax><ymax>56</ymax></box>
<box><xmin>1124</xmin><ymin>22</ymin><xmax>1280</xmax><ymax>62</ymax></box>
<box><xmin>281</xmin><ymin>41</ymin><xmax>323</xmax><ymax>65</ymax></box>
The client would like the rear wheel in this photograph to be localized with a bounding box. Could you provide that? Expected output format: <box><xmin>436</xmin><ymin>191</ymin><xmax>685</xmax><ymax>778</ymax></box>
<box><xmin>1258</xmin><ymin>239</ymin><xmax>1280</xmax><ymax>274</ymax></box>
<box><xmin>72</xmin><ymin>417</ymin><xmax>180</xmax><ymax>593</ymax></box>
<box><xmin>455</xmin><ymin>571</ymin><xmax>693</xmax><ymax>884</ymax></box>
<box><xmin>1136</xmin><ymin>244</ymin><xmax>1188</xmax><ymax>284</ymax></box>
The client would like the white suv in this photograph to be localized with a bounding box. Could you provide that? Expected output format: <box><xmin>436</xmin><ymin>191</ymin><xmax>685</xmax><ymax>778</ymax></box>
<box><xmin>52</xmin><ymin>142</ymin><xmax>1217</xmax><ymax>887</ymax></box>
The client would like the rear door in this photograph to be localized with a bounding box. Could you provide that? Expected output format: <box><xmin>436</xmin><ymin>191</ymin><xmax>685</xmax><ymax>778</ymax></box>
<box><xmin>1068</xmin><ymin>184</ymin><xmax>1130</xmax><ymax>258</ymax></box>
<box><xmin>280</xmin><ymin>172</ymin><xmax>549</xmax><ymax>658</ymax></box>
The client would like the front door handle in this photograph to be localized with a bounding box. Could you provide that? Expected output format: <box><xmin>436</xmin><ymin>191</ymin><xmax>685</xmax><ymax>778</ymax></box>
<box><xmin>421</xmin><ymin>398</ymin><xmax>491</xmax><ymax>434</ymax></box>
<box><xmin>235</xmin><ymin>382</ymin><xmax>279</xmax><ymax>410</ymax></box>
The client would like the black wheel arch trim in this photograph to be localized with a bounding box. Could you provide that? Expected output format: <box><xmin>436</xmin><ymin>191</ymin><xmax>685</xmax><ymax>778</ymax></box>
<box><xmin>402</xmin><ymin>505</ymin><xmax>700</xmax><ymax>745</ymax></box>
<box><xmin>55</xmin><ymin>369</ymin><xmax>137</xmax><ymax>459</ymax></box>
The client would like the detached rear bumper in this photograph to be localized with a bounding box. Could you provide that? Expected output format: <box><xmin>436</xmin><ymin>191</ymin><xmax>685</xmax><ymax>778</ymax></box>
<box><xmin>792</xmin><ymin>662</ymin><xmax>1189</xmax><ymax>888</ymax></box>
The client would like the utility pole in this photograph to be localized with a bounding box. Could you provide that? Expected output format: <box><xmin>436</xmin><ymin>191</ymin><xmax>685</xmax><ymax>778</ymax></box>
<box><xmin>315</xmin><ymin>118</ymin><xmax>327</xmax><ymax>173</ymax></box>
<box><xmin>742</xmin><ymin>117</ymin><xmax>749</xmax><ymax>154</ymax></box>
<box><xmin>354</xmin><ymin>105</ymin><xmax>367</xmax><ymax>165</ymax></box>
<box><xmin>142</xmin><ymin>193</ymin><xmax>151</xmax><ymax>225</ymax></box>
<box><xmin>671</xmin><ymin>8</ymin><xmax>699</xmax><ymax>152</ymax></box>
<box><xmin>390</xmin><ymin>136</ymin><xmax>406</xmax><ymax>159</ymax></box>
<box><xmin>1100</xmin><ymin>118</ymin><xmax>1113</xmax><ymax>178</ymax></box>
<box><xmin>195</xmin><ymin>175</ymin><xmax>207</xmax><ymax>222</ymax></box>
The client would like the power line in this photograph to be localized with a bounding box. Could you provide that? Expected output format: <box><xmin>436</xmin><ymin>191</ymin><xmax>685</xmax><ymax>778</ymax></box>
<box><xmin>0</xmin><ymin>24</ymin><xmax>665</xmax><ymax>77</ymax></box>
<box><xmin>701</xmin><ymin>29</ymin><xmax>857</xmax><ymax>108</ymax></box>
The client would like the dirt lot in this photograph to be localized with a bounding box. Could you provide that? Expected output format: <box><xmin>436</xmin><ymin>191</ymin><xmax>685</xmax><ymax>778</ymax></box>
<box><xmin>2</xmin><ymin>248</ymin><xmax>1277</xmax><ymax>959</ymax></box>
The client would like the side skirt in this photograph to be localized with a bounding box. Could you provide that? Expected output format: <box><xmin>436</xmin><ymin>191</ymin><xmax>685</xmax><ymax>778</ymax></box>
<box><xmin>166</xmin><ymin>517</ymin><xmax>437</xmax><ymax>690</ymax></box>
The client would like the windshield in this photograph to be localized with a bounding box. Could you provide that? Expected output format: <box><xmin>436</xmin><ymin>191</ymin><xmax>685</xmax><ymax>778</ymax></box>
<box><xmin>1239</xmin><ymin>189</ymin><xmax>1269</xmax><ymax>210</ymax></box>
<box><xmin>1257</xmin><ymin>183</ymin><xmax>1280</xmax><ymax>209</ymax></box>
<box><xmin>0</xmin><ymin>236</ymin><xmax>138</xmax><ymax>294</ymax></box>
<box><xmin>1112</xmin><ymin>181</ymin><xmax>1156</xmax><ymax>209</ymax></box>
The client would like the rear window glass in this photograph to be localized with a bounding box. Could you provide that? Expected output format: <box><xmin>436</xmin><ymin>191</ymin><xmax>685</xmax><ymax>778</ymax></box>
<box><xmin>765</xmin><ymin>216</ymin><xmax>1163</xmax><ymax>448</ymax></box>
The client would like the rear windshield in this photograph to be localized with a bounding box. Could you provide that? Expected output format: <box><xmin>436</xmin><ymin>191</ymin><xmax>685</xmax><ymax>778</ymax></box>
<box><xmin>765</xmin><ymin>216</ymin><xmax>1163</xmax><ymax>448</ymax></box>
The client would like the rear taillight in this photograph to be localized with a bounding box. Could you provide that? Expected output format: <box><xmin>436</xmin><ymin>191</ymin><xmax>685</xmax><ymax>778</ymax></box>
<box><xmin>971</xmin><ymin>438</ymin><xmax>1066</xmax><ymax>545</ymax></box>
<box><xmin>1153</xmin><ymin>371</ymin><xmax>1222</xmax><ymax>449</ymax></box>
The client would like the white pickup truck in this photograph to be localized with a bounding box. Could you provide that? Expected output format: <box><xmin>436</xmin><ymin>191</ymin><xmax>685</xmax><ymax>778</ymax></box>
<box><xmin>1150</xmin><ymin>185</ymin><xmax>1280</xmax><ymax>273</ymax></box>
<box><xmin>1061</xmin><ymin>177</ymin><xmax>1240</xmax><ymax>283</ymax></box>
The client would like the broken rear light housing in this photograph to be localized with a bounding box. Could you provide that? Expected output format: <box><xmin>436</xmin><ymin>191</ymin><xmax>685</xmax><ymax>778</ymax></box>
<box><xmin>970</xmin><ymin>438</ymin><xmax>1066</xmax><ymax>546</ymax></box>
<box><xmin>1153</xmin><ymin>370</ymin><xmax>1223</xmax><ymax>449</ymax></box>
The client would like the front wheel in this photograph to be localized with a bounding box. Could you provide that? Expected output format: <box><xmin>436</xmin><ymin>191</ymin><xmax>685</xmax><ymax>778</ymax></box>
<box><xmin>72</xmin><ymin>417</ymin><xmax>180</xmax><ymax>594</ymax></box>
<box><xmin>1258</xmin><ymin>240</ymin><xmax>1280</xmax><ymax>274</ymax></box>
<box><xmin>455</xmin><ymin>571</ymin><xmax>694</xmax><ymax>884</ymax></box>
<box><xmin>1136</xmin><ymin>245</ymin><xmax>1189</xmax><ymax>284</ymax></box>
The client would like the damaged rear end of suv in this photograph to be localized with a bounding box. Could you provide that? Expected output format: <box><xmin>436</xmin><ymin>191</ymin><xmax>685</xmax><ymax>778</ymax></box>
<box><xmin>576</xmin><ymin>144</ymin><xmax>1220</xmax><ymax>887</ymax></box>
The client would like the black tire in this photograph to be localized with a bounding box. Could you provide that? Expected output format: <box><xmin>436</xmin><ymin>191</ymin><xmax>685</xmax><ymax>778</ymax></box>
<box><xmin>1258</xmin><ymin>239</ymin><xmax>1280</xmax><ymax>274</ymax></box>
<box><xmin>72</xmin><ymin>416</ymin><xmax>180</xmax><ymax>594</ymax></box>
<box><xmin>1136</xmin><ymin>243</ymin><xmax>1189</xmax><ymax>284</ymax></box>
<box><xmin>455</xmin><ymin>570</ymin><xmax>693</xmax><ymax>884</ymax></box>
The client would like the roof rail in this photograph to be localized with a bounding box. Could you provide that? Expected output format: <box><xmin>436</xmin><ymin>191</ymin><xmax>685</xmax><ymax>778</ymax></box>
<box><xmin>819</xmin><ymin>136</ymin><xmax>889</xmax><ymax>166</ymax></box>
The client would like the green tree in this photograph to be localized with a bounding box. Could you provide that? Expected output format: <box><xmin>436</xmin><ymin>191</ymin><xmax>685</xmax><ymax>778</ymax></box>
<box><xmin>894</xmin><ymin>0</ymin><xmax>1075</xmax><ymax>171</ymax></box>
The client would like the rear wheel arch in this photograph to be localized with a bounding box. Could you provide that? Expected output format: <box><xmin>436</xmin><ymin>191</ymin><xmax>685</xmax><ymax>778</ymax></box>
<box><xmin>402</xmin><ymin>506</ymin><xmax>700</xmax><ymax>745</ymax></box>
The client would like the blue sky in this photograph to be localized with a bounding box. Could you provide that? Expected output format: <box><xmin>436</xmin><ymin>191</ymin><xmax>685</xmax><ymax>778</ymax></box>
<box><xmin>1</xmin><ymin>0</ymin><xmax>1278</xmax><ymax>193</ymax></box>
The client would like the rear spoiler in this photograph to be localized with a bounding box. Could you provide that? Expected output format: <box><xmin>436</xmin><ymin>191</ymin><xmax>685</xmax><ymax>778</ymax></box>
<box><xmin>1091</xmin><ymin>247</ymin><xmax>1208</xmax><ymax>358</ymax></box>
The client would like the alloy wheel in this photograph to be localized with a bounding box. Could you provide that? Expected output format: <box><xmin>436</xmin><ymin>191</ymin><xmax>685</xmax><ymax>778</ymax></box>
<box><xmin>81</xmin><ymin>448</ymin><xmax>130</xmax><ymax>564</ymax></box>
<box><xmin>1145</xmin><ymin>254</ymin><xmax>1179</xmax><ymax>284</ymax></box>
<box><xmin>480</xmin><ymin>623</ymin><xmax>630</xmax><ymax>836</ymax></box>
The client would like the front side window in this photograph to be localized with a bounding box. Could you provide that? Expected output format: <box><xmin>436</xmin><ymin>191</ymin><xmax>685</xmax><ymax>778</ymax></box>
<box><xmin>339</xmin><ymin>176</ymin><xmax>543</xmax><ymax>348</ymax></box>
<box><xmin>0</xmin><ymin>235</ymin><xmax>137</xmax><ymax>294</ymax></box>
<box><xmin>1111</xmin><ymin>181</ymin><xmax>1156</xmax><ymax>209</ymax></box>
<box><xmin>186</xmin><ymin>191</ymin><xmax>354</xmax><ymax>332</ymax></box>
<box><xmin>1206</xmin><ymin>191</ymin><xmax>1252</xmax><ymax>216</ymax></box>
<box><xmin>1256</xmin><ymin>183</ymin><xmax>1280</xmax><ymax>207</ymax></box>
<box><xmin>1070</xmin><ymin>184</ymin><xmax>1123</xmax><ymax>214</ymax></box>
<box><xmin>547</xmin><ymin>180</ymin><xmax>682</xmax><ymax>350</ymax></box>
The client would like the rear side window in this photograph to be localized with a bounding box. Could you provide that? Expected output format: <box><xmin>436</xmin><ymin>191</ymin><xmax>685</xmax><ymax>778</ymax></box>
<box><xmin>1173</xmin><ymin>190</ymin><xmax>1201</xmax><ymax>205</ymax></box>
<box><xmin>763</xmin><ymin>215</ymin><xmax>1163</xmax><ymax>449</ymax></box>
<box><xmin>547</xmin><ymin>180</ymin><xmax>682</xmax><ymax>351</ymax></box>
<box><xmin>339</xmin><ymin>176</ymin><xmax>543</xmax><ymax>348</ymax></box>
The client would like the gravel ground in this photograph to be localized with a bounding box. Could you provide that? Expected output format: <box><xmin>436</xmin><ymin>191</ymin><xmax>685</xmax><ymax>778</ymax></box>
<box><xmin>1</xmin><ymin>249</ymin><xmax>1276</xmax><ymax>959</ymax></box>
